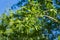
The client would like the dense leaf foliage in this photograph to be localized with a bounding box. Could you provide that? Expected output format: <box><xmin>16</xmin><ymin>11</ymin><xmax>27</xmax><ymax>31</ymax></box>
<box><xmin>0</xmin><ymin>0</ymin><xmax>60</xmax><ymax>40</ymax></box>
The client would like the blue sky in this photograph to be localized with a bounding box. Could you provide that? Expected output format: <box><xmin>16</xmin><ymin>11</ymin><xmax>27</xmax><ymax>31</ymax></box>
<box><xmin>0</xmin><ymin>0</ymin><xmax>20</xmax><ymax>15</ymax></box>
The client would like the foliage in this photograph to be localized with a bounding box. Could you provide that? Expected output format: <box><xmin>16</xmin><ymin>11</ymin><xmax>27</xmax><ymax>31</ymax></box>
<box><xmin>0</xmin><ymin>0</ymin><xmax>60</xmax><ymax>40</ymax></box>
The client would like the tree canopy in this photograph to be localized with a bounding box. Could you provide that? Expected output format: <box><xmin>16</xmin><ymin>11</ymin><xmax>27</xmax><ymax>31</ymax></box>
<box><xmin>0</xmin><ymin>0</ymin><xmax>60</xmax><ymax>40</ymax></box>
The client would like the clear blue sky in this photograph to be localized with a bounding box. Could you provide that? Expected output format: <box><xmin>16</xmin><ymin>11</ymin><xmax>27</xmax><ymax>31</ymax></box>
<box><xmin>0</xmin><ymin>0</ymin><xmax>20</xmax><ymax>15</ymax></box>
